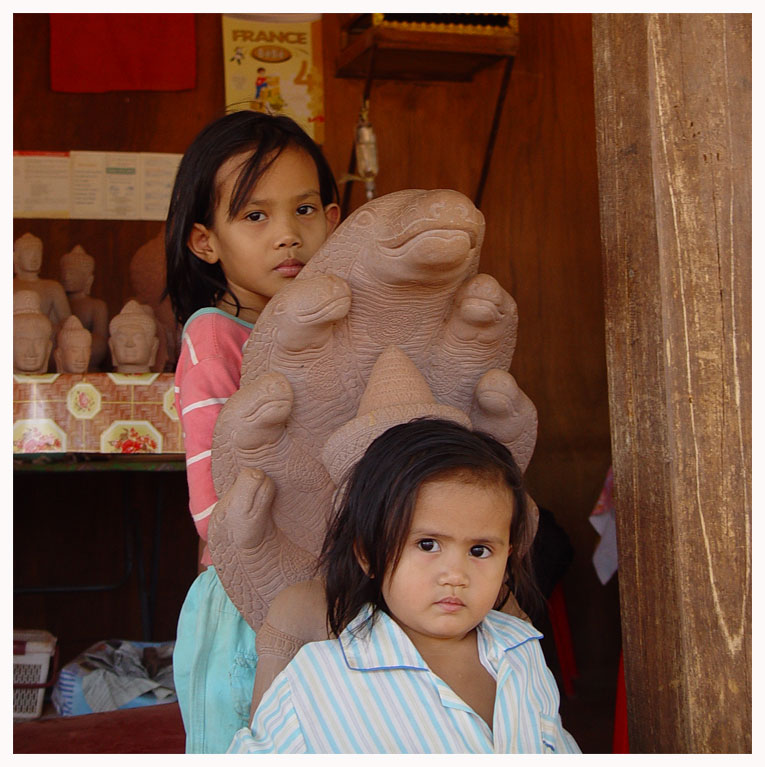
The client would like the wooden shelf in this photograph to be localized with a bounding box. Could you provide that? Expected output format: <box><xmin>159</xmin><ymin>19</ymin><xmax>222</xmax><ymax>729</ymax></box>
<box><xmin>336</xmin><ymin>15</ymin><xmax>518</xmax><ymax>82</ymax></box>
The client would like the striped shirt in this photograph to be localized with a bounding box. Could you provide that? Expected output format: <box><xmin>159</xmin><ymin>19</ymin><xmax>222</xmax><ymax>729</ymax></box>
<box><xmin>228</xmin><ymin>605</ymin><xmax>580</xmax><ymax>753</ymax></box>
<box><xmin>174</xmin><ymin>308</ymin><xmax>253</xmax><ymax>566</ymax></box>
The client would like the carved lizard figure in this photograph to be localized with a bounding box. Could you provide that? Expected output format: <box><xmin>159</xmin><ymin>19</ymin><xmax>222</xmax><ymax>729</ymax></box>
<box><xmin>208</xmin><ymin>188</ymin><xmax>538</xmax><ymax>639</ymax></box>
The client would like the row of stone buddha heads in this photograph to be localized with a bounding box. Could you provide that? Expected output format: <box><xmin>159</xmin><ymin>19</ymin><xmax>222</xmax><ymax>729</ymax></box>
<box><xmin>13</xmin><ymin>291</ymin><xmax>159</xmax><ymax>376</ymax></box>
<box><xmin>13</xmin><ymin>233</ymin><xmax>160</xmax><ymax>376</ymax></box>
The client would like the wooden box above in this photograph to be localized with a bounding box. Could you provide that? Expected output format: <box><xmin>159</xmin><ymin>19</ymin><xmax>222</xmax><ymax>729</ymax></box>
<box><xmin>336</xmin><ymin>13</ymin><xmax>519</xmax><ymax>82</ymax></box>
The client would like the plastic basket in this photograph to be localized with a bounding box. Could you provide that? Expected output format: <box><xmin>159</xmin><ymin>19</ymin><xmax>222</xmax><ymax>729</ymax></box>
<box><xmin>13</xmin><ymin>629</ymin><xmax>57</xmax><ymax>720</ymax></box>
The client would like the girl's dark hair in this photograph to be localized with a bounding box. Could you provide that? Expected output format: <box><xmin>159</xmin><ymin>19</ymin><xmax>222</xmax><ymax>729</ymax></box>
<box><xmin>320</xmin><ymin>418</ymin><xmax>540</xmax><ymax>637</ymax></box>
<box><xmin>163</xmin><ymin>110</ymin><xmax>339</xmax><ymax>325</ymax></box>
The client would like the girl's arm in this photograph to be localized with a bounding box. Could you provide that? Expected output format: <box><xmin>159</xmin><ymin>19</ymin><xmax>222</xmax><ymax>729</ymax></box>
<box><xmin>176</xmin><ymin>325</ymin><xmax>243</xmax><ymax>564</ymax></box>
<box><xmin>179</xmin><ymin>359</ymin><xmax>238</xmax><ymax>531</ymax></box>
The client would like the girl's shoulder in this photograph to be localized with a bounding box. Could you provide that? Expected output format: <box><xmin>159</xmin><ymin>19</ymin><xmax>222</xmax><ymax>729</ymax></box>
<box><xmin>183</xmin><ymin>307</ymin><xmax>254</xmax><ymax>337</ymax></box>
<box><xmin>277</xmin><ymin>635</ymin><xmax>345</xmax><ymax>685</ymax></box>
<box><xmin>178</xmin><ymin>308</ymin><xmax>254</xmax><ymax>370</ymax></box>
<box><xmin>480</xmin><ymin>610</ymin><xmax>543</xmax><ymax>649</ymax></box>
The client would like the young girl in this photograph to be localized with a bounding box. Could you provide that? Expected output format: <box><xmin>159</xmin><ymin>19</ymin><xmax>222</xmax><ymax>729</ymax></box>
<box><xmin>164</xmin><ymin>109</ymin><xmax>340</xmax><ymax>753</ymax></box>
<box><xmin>228</xmin><ymin>418</ymin><xmax>580</xmax><ymax>754</ymax></box>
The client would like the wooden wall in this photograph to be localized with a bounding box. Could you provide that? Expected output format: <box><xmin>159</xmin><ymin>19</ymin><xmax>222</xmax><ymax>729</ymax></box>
<box><xmin>14</xmin><ymin>14</ymin><xmax>616</xmax><ymax>680</ymax></box>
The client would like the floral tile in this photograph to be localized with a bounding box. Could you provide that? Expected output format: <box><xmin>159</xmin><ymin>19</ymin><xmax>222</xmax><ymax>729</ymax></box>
<box><xmin>12</xmin><ymin>373</ymin><xmax>183</xmax><ymax>454</ymax></box>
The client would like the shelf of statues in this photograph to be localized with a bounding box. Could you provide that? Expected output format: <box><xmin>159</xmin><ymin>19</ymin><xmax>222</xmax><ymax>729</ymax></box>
<box><xmin>12</xmin><ymin>232</ymin><xmax>183</xmax><ymax>456</ymax></box>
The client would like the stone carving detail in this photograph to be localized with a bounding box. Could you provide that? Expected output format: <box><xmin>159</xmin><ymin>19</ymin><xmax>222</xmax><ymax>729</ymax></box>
<box><xmin>108</xmin><ymin>300</ymin><xmax>159</xmax><ymax>374</ymax></box>
<box><xmin>13</xmin><ymin>290</ymin><xmax>53</xmax><ymax>376</ymax></box>
<box><xmin>60</xmin><ymin>245</ymin><xmax>108</xmax><ymax>370</ymax></box>
<box><xmin>129</xmin><ymin>226</ymin><xmax>180</xmax><ymax>372</ymax></box>
<box><xmin>209</xmin><ymin>189</ymin><xmax>538</xmax><ymax>634</ymax></box>
<box><xmin>54</xmin><ymin>315</ymin><xmax>92</xmax><ymax>374</ymax></box>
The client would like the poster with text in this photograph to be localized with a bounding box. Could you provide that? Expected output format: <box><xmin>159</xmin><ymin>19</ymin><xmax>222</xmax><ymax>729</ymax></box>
<box><xmin>13</xmin><ymin>151</ymin><xmax>181</xmax><ymax>221</ymax></box>
<box><xmin>222</xmin><ymin>14</ymin><xmax>325</xmax><ymax>144</ymax></box>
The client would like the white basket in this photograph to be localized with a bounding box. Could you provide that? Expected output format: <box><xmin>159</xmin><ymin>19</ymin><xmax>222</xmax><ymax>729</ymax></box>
<box><xmin>14</xmin><ymin>629</ymin><xmax>57</xmax><ymax>721</ymax></box>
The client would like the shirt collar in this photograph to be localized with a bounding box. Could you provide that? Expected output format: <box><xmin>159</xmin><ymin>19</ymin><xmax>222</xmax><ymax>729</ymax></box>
<box><xmin>340</xmin><ymin>605</ymin><xmax>429</xmax><ymax>672</ymax></box>
<box><xmin>477</xmin><ymin>609</ymin><xmax>544</xmax><ymax>673</ymax></box>
<box><xmin>339</xmin><ymin>605</ymin><xmax>543</xmax><ymax>673</ymax></box>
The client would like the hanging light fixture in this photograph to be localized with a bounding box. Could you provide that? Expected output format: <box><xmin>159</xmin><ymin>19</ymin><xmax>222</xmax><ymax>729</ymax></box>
<box><xmin>354</xmin><ymin>99</ymin><xmax>379</xmax><ymax>200</ymax></box>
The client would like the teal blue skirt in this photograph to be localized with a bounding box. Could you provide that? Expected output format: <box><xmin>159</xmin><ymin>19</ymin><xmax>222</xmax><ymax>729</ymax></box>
<box><xmin>173</xmin><ymin>566</ymin><xmax>257</xmax><ymax>753</ymax></box>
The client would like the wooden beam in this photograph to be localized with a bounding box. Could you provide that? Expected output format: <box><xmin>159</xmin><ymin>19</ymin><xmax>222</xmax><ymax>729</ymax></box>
<box><xmin>592</xmin><ymin>13</ymin><xmax>751</xmax><ymax>753</ymax></box>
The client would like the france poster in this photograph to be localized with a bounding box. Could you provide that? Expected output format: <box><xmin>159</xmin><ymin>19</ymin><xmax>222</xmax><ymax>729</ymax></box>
<box><xmin>222</xmin><ymin>14</ymin><xmax>326</xmax><ymax>144</ymax></box>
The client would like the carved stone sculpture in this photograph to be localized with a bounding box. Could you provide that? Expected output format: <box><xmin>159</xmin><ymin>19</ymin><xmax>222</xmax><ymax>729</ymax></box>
<box><xmin>108</xmin><ymin>300</ymin><xmax>159</xmax><ymax>374</ymax></box>
<box><xmin>60</xmin><ymin>245</ymin><xmax>108</xmax><ymax>370</ymax></box>
<box><xmin>13</xmin><ymin>290</ymin><xmax>53</xmax><ymax>375</ymax></box>
<box><xmin>129</xmin><ymin>226</ymin><xmax>180</xmax><ymax>372</ymax></box>
<box><xmin>13</xmin><ymin>233</ymin><xmax>71</xmax><ymax>339</ymax></box>
<box><xmin>208</xmin><ymin>189</ymin><xmax>538</xmax><ymax>637</ymax></box>
<box><xmin>54</xmin><ymin>315</ymin><xmax>92</xmax><ymax>374</ymax></box>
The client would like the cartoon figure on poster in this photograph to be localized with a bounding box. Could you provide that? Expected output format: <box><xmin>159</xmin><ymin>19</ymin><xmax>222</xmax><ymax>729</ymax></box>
<box><xmin>251</xmin><ymin>70</ymin><xmax>284</xmax><ymax>113</ymax></box>
<box><xmin>254</xmin><ymin>67</ymin><xmax>267</xmax><ymax>100</ymax></box>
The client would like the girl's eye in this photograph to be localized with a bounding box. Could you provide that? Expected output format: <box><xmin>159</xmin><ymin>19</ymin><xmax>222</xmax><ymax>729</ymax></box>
<box><xmin>469</xmin><ymin>545</ymin><xmax>492</xmax><ymax>559</ymax></box>
<box><xmin>417</xmin><ymin>539</ymin><xmax>440</xmax><ymax>553</ymax></box>
<box><xmin>296</xmin><ymin>204</ymin><xmax>316</xmax><ymax>216</ymax></box>
<box><xmin>246</xmin><ymin>211</ymin><xmax>266</xmax><ymax>222</ymax></box>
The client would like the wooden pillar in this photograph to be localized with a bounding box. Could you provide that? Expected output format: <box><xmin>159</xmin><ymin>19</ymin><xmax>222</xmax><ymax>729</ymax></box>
<box><xmin>592</xmin><ymin>14</ymin><xmax>751</xmax><ymax>752</ymax></box>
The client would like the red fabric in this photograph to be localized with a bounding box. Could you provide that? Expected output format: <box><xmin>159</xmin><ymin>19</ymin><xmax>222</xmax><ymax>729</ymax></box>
<box><xmin>13</xmin><ymin>702</ymin><xmax>185</xmax><ymax>754</ymax></box>
<box><xmin>612</xmin><ymin>651</ymin><xmax>630</xmax><ymax>753</ymax></box>
<box><xmin>50</xmin><ymin>14</ymin><xmax>196</xmax><ymax>93</ymax></box>
<box><xmin>546</xmin><ymin>582</ymin><xmax>579</xmax><ymax>698</ymax></box>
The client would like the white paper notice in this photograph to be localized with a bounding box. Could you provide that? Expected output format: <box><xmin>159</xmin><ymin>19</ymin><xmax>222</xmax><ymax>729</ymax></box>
<box><xmin>13</xmin><ymin>151</ymin><xmax>182</xmax><ymax>221</ymax></box>
<box><xmin>104</xmin><ymin>152</ymin><xmax>140</xmax><ymax>220</ymax></box>
<box><xmin>140</xmin><ymin>153</ymin><xmax>182</xmax><ymax>221</ymax></box>
<box><xmin>70</xmin><ymin>151</ymin><xmax>107</xmax><ymax>219</ymax></box>
<box><xmin>13</xmin><ymin>152</ymin><xmax>71</xmax><ymax>218</ymax></box>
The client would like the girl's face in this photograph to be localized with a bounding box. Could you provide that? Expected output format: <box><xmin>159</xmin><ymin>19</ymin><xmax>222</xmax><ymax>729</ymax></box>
<box><xmin>188</xmin><ymin>146</ymin><xmax>340</xmax><ymax>322</ymax></box>
<box><xmin>379</xmin><ymin>476</ymin><xmax>513</xmax><ymax>652</ymax></box>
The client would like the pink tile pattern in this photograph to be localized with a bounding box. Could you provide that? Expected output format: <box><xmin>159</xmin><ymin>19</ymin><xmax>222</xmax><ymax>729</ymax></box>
<box><xmin>13</xmin><ymin>373</ymin><xmax>183</xmax><ymax>454</ymax></box>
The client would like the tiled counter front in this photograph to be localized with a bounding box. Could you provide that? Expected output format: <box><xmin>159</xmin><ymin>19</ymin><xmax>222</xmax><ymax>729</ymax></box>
<box><xmin>13</xmin><ymin>373</ymin><xmax>182</xmax><ymax>454</ymax></box>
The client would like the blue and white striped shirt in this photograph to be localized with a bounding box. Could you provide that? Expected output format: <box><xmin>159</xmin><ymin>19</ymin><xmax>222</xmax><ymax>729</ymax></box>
<box><xmin>228</xmin><ymin>605</ymin><xmax>580</xmax><ymax>754</ymax></box>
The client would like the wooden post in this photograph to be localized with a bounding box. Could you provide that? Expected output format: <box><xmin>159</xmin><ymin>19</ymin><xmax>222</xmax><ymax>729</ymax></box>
<box><xmin>592</xmin><ymin>14</ymin><xmax>751</xmax><ymax>752</ymax></box>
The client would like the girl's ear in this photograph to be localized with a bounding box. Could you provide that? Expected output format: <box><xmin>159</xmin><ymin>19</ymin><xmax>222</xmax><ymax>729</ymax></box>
<box><xmin>324</xmin><ymin>203</ymin><xmax>341</xmax><ymax>236</ymax></box>
<box><xmin>354</xmin><ymin>542</ymin><xmax>371</xmax><ymax>577</ymax></box>
<box><xmin>187</xmin><ymin>223</ymin><xmax>219</xmax><ymax>264</ymax></box>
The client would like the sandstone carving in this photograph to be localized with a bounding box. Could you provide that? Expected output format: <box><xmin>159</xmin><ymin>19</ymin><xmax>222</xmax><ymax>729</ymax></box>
<box><xmin>60</xmin><ymin>245</ymin><xmax>108</xmax><ymax>370</ymax></box>
<box><xmin>13</xmin><ymin>290</ymin><xmax>53</xmax><ymax>375</ymax></box>
<box><xmin>208</xmin><ymin>189</ymin><xmax>538</xmax><ymax>634</ymax></box>
<box><xmin>14</xmin><ymin>233</ymin><xmax>71</xmax><ymax>371</ymax></box>
<box><xmin>108</xmin><ymin>299</ymin><xmax>159</xmax><ymax>374</ymax></box>
<box><xmin>54</xmin><ymin>315</ymin><xmax>92</xmax><ymax>374</ymax></box>
<box><xmin>129</xmin><ymin>226</ymin><xmax>180</xmax><ymax>372</ymax></box>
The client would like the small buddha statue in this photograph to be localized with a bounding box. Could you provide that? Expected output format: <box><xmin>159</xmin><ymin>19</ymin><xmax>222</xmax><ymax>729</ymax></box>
<box><xmin>108</xmin><ymin>300</ymin><xmax>159</xmax><ymax>374</ymax></box>
<box><xmin>13</xmin><ymin>290</ymin><xmax>53</xmax><ymax>375</ymax></box>
<box><xmin>60</xmin><ymin>245</ymin><xmax>108</xmax><ymax>370</ymax></box>
<box><xmin>129</xmin><ymin>226</ymin><xmax>180</xmax><ymax>371</ymax></box>
<box><xmin>13</xmin><ymin>233</ymin><xmax>71</xmax><ymax>338</ymax></box>
<box><xmin>54</xmin><ymin>315</ymin><xmax>93</xmax><ymax>374</ymax></box>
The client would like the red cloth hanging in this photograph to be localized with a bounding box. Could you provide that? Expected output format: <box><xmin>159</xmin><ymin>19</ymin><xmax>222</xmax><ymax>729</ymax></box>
<box><xmin>49</xmin><ymin>14</ymin><xmax>196</xmax><ymax>93</ymax></box>
<box><xmin>546</xmin><ymin>582</ymin><xmax>579</xmax><ymax>699</ymax></box>
<box><xmin>612</xmin><ymin>651</ymin><xmax>630</xmax><ymax>753</ymax></box>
